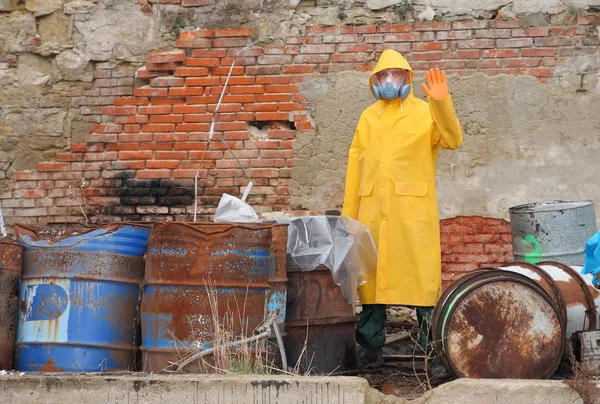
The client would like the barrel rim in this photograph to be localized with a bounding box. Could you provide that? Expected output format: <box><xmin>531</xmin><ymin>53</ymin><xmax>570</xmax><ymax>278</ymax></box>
<box><xmin>508</xmin><ymin>200</ymin><xmax>594</xmax><ymax>214</ymax></box>
<box><xmin>433</xmin><ymin>269</ymin><xmax>564</xmax><ymax>379</ymax></box>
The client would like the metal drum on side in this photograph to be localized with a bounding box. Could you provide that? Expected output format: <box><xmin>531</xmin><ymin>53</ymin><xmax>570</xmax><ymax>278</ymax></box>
<box><xmin>15</xmin><ymin>223</ymin><xmax>150</xmax><ymax>372</ymax></box>
<box><xmin>432</xmin><ymin>269</ymin><xmax>564</xmax><ymax>379</ymax></box>
<box><xmin>0</xmin><ymin>241</ymin><xmax>23</xmax><ymax>370</ymax></box>
<box><xmin>509</xmin><ymin>200</ymin><xmax>596</xmax><ymax>265</ymax></box>
<box><xmin>140</xmin><ymin>222</ymin><xmax>288</xmax><ymax>373</ymax></box>
<box><xmin>284</xmin><ymin>262</ymin><xmax>358</xmax><ymax>374</ymax></box>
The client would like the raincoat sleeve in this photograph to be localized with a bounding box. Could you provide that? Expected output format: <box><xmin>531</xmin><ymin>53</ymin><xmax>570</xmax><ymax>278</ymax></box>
<box><xmin>341</xmin><ymin>128</ymin><xmax>360</xmax><ymax>219</ymax></box>
<box><xmin>428</xmin><ymin>95</ymin><xmax>463</xmax><ymax>150</ymax></box>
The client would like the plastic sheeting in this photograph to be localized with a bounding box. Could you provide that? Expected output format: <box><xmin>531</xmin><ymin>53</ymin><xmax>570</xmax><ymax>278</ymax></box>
<box><xmin>582</xmin><ymin>230</ymin><xmax>600</xmax><ymax>286</ymax></box>
<box><xmin>270</xmin><ymin>216</ymin><xmax>377</xmax><ymax>311</ymax></box>
<box><xmin>214</xmin><ymin>193</ymin><xmax>259</xmax><ymax>223</ymax></box>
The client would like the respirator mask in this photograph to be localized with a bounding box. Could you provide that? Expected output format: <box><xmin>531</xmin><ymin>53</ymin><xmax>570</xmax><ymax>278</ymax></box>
<box><xmin>372</xmin><ymin>68</ymin><xmax>411</xmax><ymax>101</ymax></box>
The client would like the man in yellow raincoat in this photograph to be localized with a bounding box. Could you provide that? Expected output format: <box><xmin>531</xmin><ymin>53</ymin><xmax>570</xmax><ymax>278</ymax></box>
<box><xmin>342</xmin><ymin>49</ymin><xmax>462</xmax><ymax>370</ymax></box>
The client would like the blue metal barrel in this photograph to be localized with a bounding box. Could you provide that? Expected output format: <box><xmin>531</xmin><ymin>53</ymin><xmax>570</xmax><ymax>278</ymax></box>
<box><xmin>15</xmin><ymin>223</ymin><xmax>150</xmax><ymax>372</ymax></box>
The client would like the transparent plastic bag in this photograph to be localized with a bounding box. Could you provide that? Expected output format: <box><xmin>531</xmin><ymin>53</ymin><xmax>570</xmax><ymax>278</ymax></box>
<box><xmin>271</xmin><ymin>215</ymin><xmax>377</xmax><ymax>312</ymax></box>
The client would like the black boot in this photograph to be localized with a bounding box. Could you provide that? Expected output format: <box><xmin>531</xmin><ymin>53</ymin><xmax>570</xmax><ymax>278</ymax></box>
<box><xmin>357</xmin><ymin>346</ymin><xmax>384</xmax><ymax>369</ymax></box>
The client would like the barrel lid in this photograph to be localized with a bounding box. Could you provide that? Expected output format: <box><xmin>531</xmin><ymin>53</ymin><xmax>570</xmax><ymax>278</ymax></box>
<box><xmin>509</xmin><ymin>200</ymin><xmax>594</xmax><ymax>214</ymax></box>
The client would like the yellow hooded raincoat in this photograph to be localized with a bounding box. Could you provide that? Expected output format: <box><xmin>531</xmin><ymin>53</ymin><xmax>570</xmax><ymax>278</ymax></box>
<box><xmin>342</xmin><ymin>50</ymin><xmax>463</xmax><ymax>307</ymax></box>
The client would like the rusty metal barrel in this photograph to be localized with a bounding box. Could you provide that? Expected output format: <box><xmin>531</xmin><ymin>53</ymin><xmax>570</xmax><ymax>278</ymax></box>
<box><xmin>284</xmin><ymin>262</ymin><xmax>359</xmax><ymax>374</ymax></box>
<box><xmin>140</xmin><ymin>222</ymin><xmax>288</xmax><ymax>372</ymax></box>
<box><xmin>501</xmin><ymin>261</ymin><xmax>598</xmax><ymax>344</ymax></box>
<box><xmin>432</xmin><ymin>269</ymin><xmax>564</xmax><ymax>379</ymax></box>
<box><xmin>510</xmin><ymin>200</ymin><xmax>596</xmax><ymax>265</ymax></box>
<box><xmin>0</xmin><ymin>240</ymin><xmax>23</xmax><ymax>370</ymax></box>
<box><xmin>15</xmin><ymin>223</ymin><xmax>150</xmax><ymax>372</ymax></box>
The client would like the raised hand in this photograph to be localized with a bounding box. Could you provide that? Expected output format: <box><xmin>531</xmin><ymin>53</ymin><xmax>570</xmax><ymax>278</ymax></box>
<box><xmin>421</xmin><ymin>68</ymin><xmax>449</xmax><ymax>101</ymax></box>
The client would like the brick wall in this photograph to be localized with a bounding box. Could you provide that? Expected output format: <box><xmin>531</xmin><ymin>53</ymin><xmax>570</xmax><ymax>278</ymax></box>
<box><xmin>440</xmin><ymin>216</ymin><xmax>514</xmax><ymax>287</ymax></box>
<box><xmin>7</xmin><ymin>15</ymin><xmax>599</xmax><ymax>275</ymax></box>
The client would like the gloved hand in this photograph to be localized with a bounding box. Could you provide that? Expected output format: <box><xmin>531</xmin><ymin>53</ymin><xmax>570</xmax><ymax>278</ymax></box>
<box><xmin>421</xmin><ymin>68</ymin><xmax>449</xmax><ymax>101</ymax></box>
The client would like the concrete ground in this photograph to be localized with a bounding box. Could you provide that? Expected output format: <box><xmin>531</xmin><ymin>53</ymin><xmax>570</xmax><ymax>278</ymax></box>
<box><xmin>0</xmin><ymin>372</ymin><xmax>590</xmax><ymax>404</ymax></box>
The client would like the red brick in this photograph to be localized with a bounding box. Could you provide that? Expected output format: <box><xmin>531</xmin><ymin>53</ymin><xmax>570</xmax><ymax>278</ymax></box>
<box><xmin>294</xmin><ymin>122</ymin><xmax>313</xmax><ymax>130</ymax></box>
<box><xmin>114</xmin><ymin>115</ymin><xmax>149</xmax><ymax>124</ymax></box>
<box><xmin>281</xmin><ymin>65</ymin><xmax>316</xmax><ymax>74</ymax></box>
<box><xmin>150</xmin><ymin>76</ymin><xmax>185</xmax><ymax>87</ymax></box>
<box><xmin>267</xmin><ymin>130</ymin><xmax>295</xmax><ymax>140</ymax></box>
<box><xmin>137</xmin><ymin>169</ymin><xmax>171</xmax><ymax>179</ymax></box>
<box><xmin>105</xmin><ymin>143</ymin><xmax>140</xmax><ymax>151</ymax></box>
<box><xmin>207</xmin><ymin>103</ymin><xmax>242</xmax><ymax>112</ymax></box>
<box><xmin>85</xmin><ymin>132</ymin><xmax>118</xmax><ymax>142</ymax></box>
<box><xmin>110</xmin><ymin>161</ymin><xmax>146</xmax><ymax>170</ymax></box>
<box><xmin>185</xmin><ymin>77</ymin><xmax>221</xmax><ymax>87</ymax></box>
<box><xmin>221</xmin><ymin>95</ymin><xmax>255</xmax><ymax>103</ymax></box>
<box><xmin>148</xmin><ymin>50</ymin><xmax>186</xmax><ymax>64</ymax></box>
<box><xmin>138</xmin><ymin>105</ymin><xmax>172</xmax><ymax>115</ymax></box>
<box><xmin>151</xmin><ymin>97</ymin><xmax>185</xmax><ymax>105</ymax></box>
<box><xmin>212</xmin><ymin>66</ymin><xmax>245</xmax><ymax>76</ymax></box>
<box><xmin>174</xmin><ymin>67</ymin><xmax>210</xmax><ymax>77</ymax></box>
<box><xmin>147</xmin><ymin>160</ymin><xmax>180</xmax><ymax>169</ymax></box>
<box><xmin>237</xmin><ymin>112</ymin><xmax>254</xmax><ymax>121</ymax></box>
<box><xmin>36</xmin><ymin>162</ymin><xmax>69</xmax><ymax>172</ymax></box>
<box><xmin>255</xmin><ymin>112</ymin><xmax>289</xmax><ymax>121</ymax></box>
<box><xmin>221</xmin><ymin>76</ymin><xmax>255</xmax><ymax>85</ymax></box>
<box><xmin>306</xmin><ymin>26</ymin><xmax>338</xmax><ymax>34</ymax></box>
<box><xmin>133</xmin><ymin>86</ymin><xmax>168</xmax><ymax>97</ymax></box>
<box><xmin>173</xmin><ymin>169</ymin><xmax>204</xmax><ymax>179</ymax></box>
<box><xmin>489</xmin><ymin>20</ymin><xmax>524</xmax><ymax>29</ymax></box>
<box><xmin>482</xmin><ymin>49</ymin><xmax>519</xmax><ymax>58</ymax></box>
<box><xmin>265</xmin><ymin>84</ymin><xmax>298</xmax><ymax>93</ymax></box>
<box><xmin>229</xmin><ymin>85</ymin><xmax>265</xmax><ymax>94</ymax></box>
<box><xmin>119</xmin><ymin>151</ymin><xmax>152</xmax><ymax>160</ymax></box>
<box><xmin>214</xmin><ymin>37</ymin><xmax>251</xmax><ymax>48</ymax></box>
<box><xmin>186</xmin><ymin>57</ymin><xmax>220</xmax><ymax>67</ymax></box>
<box><xmin>185</xmin><ymin>95</ymin><xmax>220</xmax><ymax>104</ymax></box>
<box><xmin>168</xmin><ymin>87</ymin><xmax>205</xmax><ymax>96</ymax></box>
<box><xmin>175</xmin><ymin>123</ymin><xmax>210</xmax><ymax>132</ymax></box>
<box><xmin>278</xmin><ymin>103</ymin><xmax>305</xmax><ymax>111</ymax></box>
<box><xmin>340</xmin><ymin>25</ymin><xmax>377</xmax><ymax>34</ymax></box>
<box><xmin>191</xmin><ymin>49</ymin><xmax>228</xmax><ymax>58</ymax></box>
<box><xmin>84</xmin><ymin>152</ymin><xmax>118</xmax><ymax>161</ymax></box>
<box><xmin>257</xmin><ymin>55</ymin><xmax>293</xmax><ymax>65</ymax></box>
<box><xmin>473</xmin><ymin>29</ymin><xmax>512</xmax><ymax>39</ymax></box>
<box><xmin>412</xmin><ymin>42</ymin><xmax>448</xmax><ymax>51</ymax></box>
<box><xmin>331</xmin><ymin>53</ymin><xmax>371</xmax><ymax>63</ymax></box>
<box><xmin>180</xmin><ymin>30</ymin><xmax>215</xmax><ymax>39</ymax></box>
<box><xmin>184</xmin><ymin>114</ymin><xmax>211</xmax><ymax>122</ymax></box>
<box><xmin>377</xmin><ymin>24</ymin><xmax>411</xmax><ymax>33</ymax></box>
<box><xmin>256</xmin><ymin>94</ymin><xmax>291</xmax><ymax>102</ymax></box>
<box><xmin>245</xmin><ymin>66</ymin><xmax>282</xmax><ymax>75</ymax></box>
<box><xmin>150</xmin><ymin>114</ymin><xmax>184</xmax><ymax>123</ymax></box>
<box><xmin>505</xmin><ymin>58</ymin><xmax>542</xmax><ymax>67</ymax></box>
<box><xmin>457</xmin><ymin>39</ymin><xmax>495</xmax><ymax>49</ymax></box>
<box><xmin>512</xmin><ymin>27</ymin><xmax>550</xmax><ymax>37</ymax></box>
<box><xmin>444</xmin><ymin>50</ymin><xmax>480</xmax><ymax>59</ymax></box>
<box><xmin>124</xmin><ymin>124</ymin><xmax>141</xmax><ymax>132</ymax></box>
<box><xmin>383</xmin><ymin>33</ymin><xmax>421</xmax><ymax>42</ymax></box>
<box><xmin>244</xmin><ymin>103</ymin><xmax>277</xmax><ymax>112</ymax></box>
<box><xmin>114</xmin><ymin>97</ymin><xmax>149</xmax><ymax>106</ymax></box>
<box><xmin>142</xmin><ymin>123</ymin><xmax>175</xmax><ymax>132</ymax></box>
<box><xmin>214</xmin><ymin>122</ymin><xmax>247</xmax><ymax>131</ymax></box>
<box><xmin>496</xmin><ymin>38</ymin><xmax>534</xmax><ymax>48</ymax></box>
<box><xmin>411</xmin><ymin>52</ymin><xmax>443</xmax><ymax>61</ymax></box>
<box><xmin>214</xmin><ymin>28</ymin><xmax>253</xmax><ymax>37</ymax></box>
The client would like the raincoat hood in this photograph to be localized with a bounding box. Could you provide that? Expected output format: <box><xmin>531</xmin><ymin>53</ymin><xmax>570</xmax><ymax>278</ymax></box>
<box><xmin>369</xmin><ymin>49</ymin><xmax>414</xmax><ymax>99</ymax></box>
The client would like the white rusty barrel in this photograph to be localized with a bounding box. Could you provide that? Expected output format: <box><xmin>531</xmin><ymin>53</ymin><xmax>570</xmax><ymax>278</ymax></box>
<box><xmin>501</xmin><ymin>261</ymin><xmax>599</xmax><ymax>353</ymax></box>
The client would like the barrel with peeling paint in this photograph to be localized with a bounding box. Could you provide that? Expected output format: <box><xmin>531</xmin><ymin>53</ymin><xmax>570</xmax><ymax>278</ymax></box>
<box><xmin>15</xmin><ymin>223</ymin><xmax>150</xmax><ymax>372</ymax></box>
<box><xmin>501</xmin><ymin>261</ymin><xmax>599</xmax><ymax>343</ymax></box>
<box><xmin>284</xmin><ymin>262</ymin><xmax>358</xmax><ymax>374</ymax></box>
<box><xmin>432</xmin><ymin>269</ymin><xmax>564</xmax><ymax>379</ymax></box>
<box><xmin>509</xmin><ymin>200</ymin><xmax>596</xmax><ymax>265</ymax></box>
<box><xmin>140</xmin><ymin>222</ymin><xmax>288</xmax><ymax>372</ymax></box>
<box><xmin>0</xmin><ymin>241</ymin><xmax>23</xmax><ymax>370</ymax></box>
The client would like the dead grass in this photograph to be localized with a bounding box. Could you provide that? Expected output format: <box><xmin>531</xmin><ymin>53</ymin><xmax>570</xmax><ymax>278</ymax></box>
<box><xmin>566</xmin><ymin>348</ymin><xmax>600</xmax><ymax>404</ymax></box>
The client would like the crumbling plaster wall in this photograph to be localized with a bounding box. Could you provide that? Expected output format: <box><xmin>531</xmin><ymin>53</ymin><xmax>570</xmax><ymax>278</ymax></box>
<box><xmin>1</xmin><ymin>0</ymin><xmax>600</xmax><ymax>222</ymax></box>
<box><xmin>292</xmin><ymin>70</ymin><xmax>600</xmax><ymax>221</ymax></box>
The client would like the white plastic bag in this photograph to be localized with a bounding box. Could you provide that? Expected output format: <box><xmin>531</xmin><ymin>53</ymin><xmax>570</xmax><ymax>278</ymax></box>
<box><xmin>214</xmin><ymin>193</ymin><xmax>259</xmax><ymax>222</ymax></box>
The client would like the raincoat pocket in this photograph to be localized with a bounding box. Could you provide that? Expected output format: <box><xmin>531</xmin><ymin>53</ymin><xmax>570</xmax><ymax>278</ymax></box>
<box><xmin>359</xmin><ymin>182</ymin><xmax>374</xmax><ymax>197</ymax></box>
<box><xmin>394</xmin><ymin>182</ymin><xmax>429</xmax><ymax>221</ymax></box>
